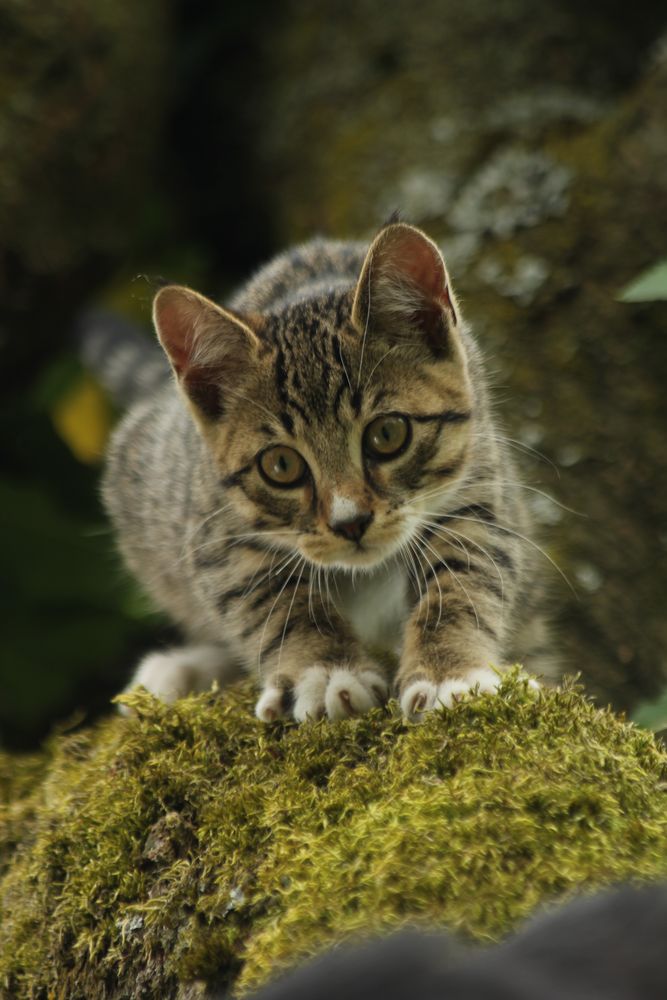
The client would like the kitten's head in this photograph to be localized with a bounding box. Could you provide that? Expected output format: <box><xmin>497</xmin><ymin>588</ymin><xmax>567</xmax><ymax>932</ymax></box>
<box><xmin>154</xmin><ymin>223</ymin><xmax>473</xmax><ymax>571</ymax></box>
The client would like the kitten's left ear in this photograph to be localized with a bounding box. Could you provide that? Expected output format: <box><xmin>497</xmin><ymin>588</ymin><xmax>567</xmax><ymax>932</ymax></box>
<box><xmin>351</xmin><ymin>223</ymin><xmax>459</xmax><ymax>357</ymax></box>
<box><xmin>153</xmin><ymin>285</ymin><xmax>261</xmax><ymax>421</ymax></box>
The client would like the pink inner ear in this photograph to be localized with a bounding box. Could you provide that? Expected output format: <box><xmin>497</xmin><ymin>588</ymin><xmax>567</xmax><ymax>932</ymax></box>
<box><xmin>387</xmin><ymin>230</ymin><xmax>457</xmax><ymax>322</ymax></box>
<box><xmin>155</xmin><ymin>292</ymin><xmax>197</xmax><ymax>376</ymax></box>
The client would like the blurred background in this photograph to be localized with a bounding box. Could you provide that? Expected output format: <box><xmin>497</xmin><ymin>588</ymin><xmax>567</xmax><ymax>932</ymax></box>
<box><xmin>1</xmin><ymin>0</ymin><xmax>667</xmax><ymax>749</ymax></box>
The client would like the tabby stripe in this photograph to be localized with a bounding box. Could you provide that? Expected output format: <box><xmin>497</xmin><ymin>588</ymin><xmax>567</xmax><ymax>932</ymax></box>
<box><xmin>278</xmin><ymin>409</ymin><xmax>295</xmax><ymax>435</ymax></box>
<box><xmin>488</xmin><ymin>546</ymin><xmax>515</xmax><ymax>571</ymax></box>
<box><xmin>421</xmin><ymin>604</ymin><xmax>498</xmax><ymax>640</ymax></box>
<box><xmin>216</xmin><ymin>577</ymin><xmax>266</xmax><ymax>609</ymax></box>
<box><xmin>194</xmin><ymin>552</ymin><xmax>229</xmax><ymax>570</ymax></box>
<box><xmin>413</xmin><ymin>410</ymin><xmax>472</xmax><ymax>425</ymax></box>
<box><xmin>275</xmin><ymin>346</ymin><xmax>290</xmax><ymax>404</ymax></box>
<box><xmin>220</xmin><ymin>462</ymin><xmax>253</xmax><ymax>488</ymax></box>
<box><xmin>286</xmin><ymin>395</ymin><xmax>311</xmax><ymax>426</ymax></box>
<box><xmin>372</xmin><ymin>388</ymin><xmax>390</xmax><ymax>408</ymax></box>
<box><xmin>204</xmin><ymin>538</ymin><xmax>267</xmax><ymax>559</ymax></box>
<box><xmin>261</xmin><ymin>617</ymin><xmax>299</xmax><ymax>656</ymax></box>
<box><xmin>430</xmin><ymin>558</ymin><xmax>505</xmax><ymax>601</ymax></box>
<box><xmin>395</xmin><ymin>440</ymin><xmax>438</xmax><ymax>489</ymax></box>
<box><xmin>433</xmin><ymin>557</ymin><xmax>475</xmax><ymax>575</ymax></box>
<box><xmin>445</xmin><ymin>503</ymin><xmax>496</xmax><ymax>523</ymax></box>
<box><xmin>332</xmin><ymin>378</ymin><xmax>348</xmax><ymax>421</ymax></box>
<box><xmin>423</xmin><ymin>453</ymin><xmax>466</xmax><ymax>479</ymax></box>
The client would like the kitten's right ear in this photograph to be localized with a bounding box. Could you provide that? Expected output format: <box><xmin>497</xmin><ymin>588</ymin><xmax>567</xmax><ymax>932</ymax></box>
<box><xmin>351</xmin><ymin>223</ymin><xmax>459</xmax><ymax>358</ymax></box>
<box><xmin>153</xmin><ymin>285</ymin><xmax>261</xmax><ymax>421</ymax></box>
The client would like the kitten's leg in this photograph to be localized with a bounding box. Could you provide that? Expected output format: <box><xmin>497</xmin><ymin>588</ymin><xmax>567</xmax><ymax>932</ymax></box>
<box><xmin>396</xmin><ymin>516</ymin><xmax>537</xmax><ymax>720</ymax></box>
<box><xmin>243</xmin><ymin>571</ymin><xmax>388</xmax><ymax>722</ymax></box>
<box><xmin>203</xmin><ymin>543</ymin><xmax>389</xmax><ymax>722</ymax></box>
<box><xmin>118</xmin><ymin>644</ymin><xmax>242</xmax><ymax>713</ymax></box>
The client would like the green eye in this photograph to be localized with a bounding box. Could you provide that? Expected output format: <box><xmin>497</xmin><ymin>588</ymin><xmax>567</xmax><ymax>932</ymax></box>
<box><xmin>258</xmin><ymin>446</ymin><xmax>307</xmax><ymax>487</ymax></box>
<box><xmin>363</xmin><ymin>414</ymin><xmax>411</xmax><ymax>460</ymax></box>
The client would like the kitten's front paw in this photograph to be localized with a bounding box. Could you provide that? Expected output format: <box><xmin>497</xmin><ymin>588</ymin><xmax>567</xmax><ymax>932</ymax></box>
<box><xmin>255</xmin><ymin>665</ymin><xmax>389</xmax><ymax>723</ymax></box>
<box><xmin>119</xmin><ymin>645</ymin><xmax>232</xmax><ymax>714</ymax></box>
<box><xmin>400</xmin><ymin>667</ymin><xmax>538</xmax><ymax>722</ymax></box>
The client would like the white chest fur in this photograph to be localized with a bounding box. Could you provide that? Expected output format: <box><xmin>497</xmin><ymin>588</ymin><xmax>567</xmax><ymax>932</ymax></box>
<box><xmin>333</xmin><ymin>560</ymin><xmax>409</xmax><ymax>655</ymax></box>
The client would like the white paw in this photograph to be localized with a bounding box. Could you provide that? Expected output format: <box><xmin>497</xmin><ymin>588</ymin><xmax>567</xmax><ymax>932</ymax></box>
<box><xmin>437</xmin><ymin>667</ymin><xmax>502</xmax><ymax>708</ymax></box>
<box><xmin>255</xmin><ymin>684</ymin><xmax>287</xmax><ymax>723</ymax></box>
<box><xmin>119</xmin><ymin>645</ymin><xmax>233</xmax><ymax>714</ymax></box>
<box><xmin>256</xmin><ymin>666</ymin><xmax>388</xmax><ymax>723</ymax></box>
<box><xmin>401</xmin><ymin>668</ymin><xmax>537</xmax><ymax>721</ymax></box>
<box><xmin>400</xmin><ymin>680</ymin><xmax>438</xmax><ymax>721</ymax></box>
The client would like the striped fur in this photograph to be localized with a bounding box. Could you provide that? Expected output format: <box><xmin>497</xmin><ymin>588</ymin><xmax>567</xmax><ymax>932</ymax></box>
<box><xmin>101</xmin><ymin>223</ymin><xmax>557</xmax><ymax>722</ymax></box>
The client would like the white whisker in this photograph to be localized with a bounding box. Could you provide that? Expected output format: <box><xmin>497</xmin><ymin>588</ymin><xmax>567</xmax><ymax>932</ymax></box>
<box><xmin>257</xmin><ymin>551</ymin><xmax>303</xmax><ymax>676</ymax></box>
<box><xmin>277</xmin><ymin>558</ymin><xmax>307</xmax><ymax>671</ymax></box>
<box><xmin>356</xmin><ymin>252</ymin><xmax>373</xmax><ymax>389</ymax></box>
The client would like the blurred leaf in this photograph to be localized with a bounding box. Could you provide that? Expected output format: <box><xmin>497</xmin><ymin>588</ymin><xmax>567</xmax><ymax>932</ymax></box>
<box><xmin>631</xmin><ymin>688</ymin><xmax>667</xmax><ymax>731</ymax></box>
<box><xmin>50</xmin><ymin>372</ymin><xmax>113</xmax><ymax>464</ymax></box>
<box><xmin>618</xmin><ymin>259</ymin><xmax>667</xmax><ymax>302</ymax></box>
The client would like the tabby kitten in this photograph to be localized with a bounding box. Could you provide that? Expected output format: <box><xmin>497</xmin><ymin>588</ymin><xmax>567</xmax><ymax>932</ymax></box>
<box><xmin>100</xmin><ymin>222</ymin><xmax>553</xmax><ymax>722</ymax></box>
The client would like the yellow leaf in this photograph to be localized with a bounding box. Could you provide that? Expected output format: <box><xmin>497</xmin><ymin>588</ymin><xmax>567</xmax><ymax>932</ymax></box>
<box><xmin>51</xmin><ymin>373</ymin><xmax>113</xmax><ymax>464</ymax></box>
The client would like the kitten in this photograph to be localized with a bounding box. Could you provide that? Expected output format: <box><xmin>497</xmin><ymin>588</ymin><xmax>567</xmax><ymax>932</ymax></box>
<box><xmin>97</xmin><ymin>222</ymin><xmax>555</xmax><ymax>722</ymax></box>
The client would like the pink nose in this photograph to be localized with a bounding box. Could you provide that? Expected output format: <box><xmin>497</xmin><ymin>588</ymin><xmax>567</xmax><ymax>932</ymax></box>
<box><xmin>329</xmin><ymin>512</ymin><xmax>373</xmax><ymax>542</ymax></box>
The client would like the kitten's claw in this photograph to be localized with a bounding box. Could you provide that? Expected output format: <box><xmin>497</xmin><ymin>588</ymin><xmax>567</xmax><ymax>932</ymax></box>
<box><xmin>293</xmin><ymin>665</ymin><xmax>329</xmax><ymax>721</ymax></box>
<box><xmin>401</xmin><ymin>680</ymin><xmax>438</xmax><ymax>721</ymax></box>
<box><xmin>255</xmin><ymin>685</ymin><xmax>288</xmax><ymax>723</ymax></box>
<box><xmin>286</xmin><ymin>665</ymin><xmax>388</xmax><ymax>723</ymax></box>
<box><xmin>401</xmin><ymin>667</ymin><xmax>536</xmax><ymax>721</ymax></box>
<box><xmin>325</xmin><ymin>668</ymin><xmax>388</xmax><ymax>720</ymax></box>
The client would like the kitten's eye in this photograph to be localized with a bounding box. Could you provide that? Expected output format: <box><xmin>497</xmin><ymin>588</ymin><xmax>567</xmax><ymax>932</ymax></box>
<box><xmin>258</xmin><ymin>446</ymin><xmax>307</xmax><ymax>487</ymax></box>
<box><xmin>363</xmin><ymin>414</ymin><xmax>411</xmax><ymax>460</ymax></box>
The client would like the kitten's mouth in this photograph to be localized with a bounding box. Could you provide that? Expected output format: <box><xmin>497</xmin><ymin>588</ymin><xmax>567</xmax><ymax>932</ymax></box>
<box><xmin>300</xmin><ymin>527</ymin><xmax>409</xmax><ymax>570</ymax></box>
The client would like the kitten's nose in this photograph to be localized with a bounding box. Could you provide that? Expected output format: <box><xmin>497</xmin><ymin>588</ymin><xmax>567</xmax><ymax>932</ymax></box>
<box><xmin>330</xmin><ymin>511</ymin><xmax>373</xmax><ymax>543</ymax></box>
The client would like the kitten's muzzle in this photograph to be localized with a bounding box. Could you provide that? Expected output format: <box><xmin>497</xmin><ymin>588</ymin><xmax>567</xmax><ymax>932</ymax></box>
<box><xmin>329</xmin><ymin>511</ymin><xmax>374</xmax><ymax>543</ymax></box>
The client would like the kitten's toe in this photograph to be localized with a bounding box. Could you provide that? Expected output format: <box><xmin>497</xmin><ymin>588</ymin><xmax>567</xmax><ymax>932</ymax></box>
<box><xmin>293</xmin><ymin>665</ymin><xmax>328</xmax><ymax>722</ymax></box>
<box><xmin>437</xmin><ymin>667</ymin><xmax>501</xmax><ymax>708</ymax></box>
<box><xmin>255</xmin><ymin>684</ymin><xmax>289</xmax><ymax>723</ymax></box>
<box><xmin>325</xmin><ymin>668</ymin><xmax>388</xmax><ymax>720</ymax></box>
<box><xmin>401</xmin><ymin>680</ymin><xmax>438</xmax><ymax>721</ymax></box>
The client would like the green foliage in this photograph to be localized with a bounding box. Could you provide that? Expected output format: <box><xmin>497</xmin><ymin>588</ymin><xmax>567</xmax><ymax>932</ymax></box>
<box><xmin>618</xmin><ymin>259</ymin><xmax>667</xmax><ymax>302</ymax></box>
<box><xmin>632</xmin><ymin>688</ymin><xmax>667</xmax><ymax>733</ymax></box>
<box><xmin>0</xmin><ymin>471</ymin><xmax>152</xmax><ymax>746</ymax></box>
<box><xmin>1</xmin><ymin>672</ymin><xmax>666</xmax><ymax>998</ymax></box>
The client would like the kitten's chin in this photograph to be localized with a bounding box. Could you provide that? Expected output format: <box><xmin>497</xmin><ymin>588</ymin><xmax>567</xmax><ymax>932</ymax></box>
<box><xmin>300</xmin><ymin>535</ymin><xmax>406</xmax><ymax>572</ymax></box>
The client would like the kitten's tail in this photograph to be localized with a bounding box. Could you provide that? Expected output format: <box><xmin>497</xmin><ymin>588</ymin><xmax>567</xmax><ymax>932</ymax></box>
<box><xmin>79</xmin><ymin>310</ymin><xmax>170</xmax><ymax>408</ymax></box>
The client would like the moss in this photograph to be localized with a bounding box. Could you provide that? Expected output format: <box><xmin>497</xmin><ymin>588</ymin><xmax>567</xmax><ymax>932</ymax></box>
<box><xmin>0</xmin><ymin>671</ymin><xmax>666</xmax><ymax>998</ymax></box>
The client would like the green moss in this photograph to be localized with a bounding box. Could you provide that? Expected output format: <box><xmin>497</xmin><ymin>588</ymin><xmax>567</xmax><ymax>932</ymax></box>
<box><xmin>1</xmin><ymin>671</ymin><xmax>666</xmax><ymax>998</ymax></box>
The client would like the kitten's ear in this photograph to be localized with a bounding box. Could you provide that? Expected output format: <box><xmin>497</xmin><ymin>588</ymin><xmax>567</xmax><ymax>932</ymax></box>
<box><xmin>153</xmin><ymin>285</ymin><xmax>260</xmax><ymax>421</ymax></box>
<box><xmin>351</xmin><ymin>223</ymin><xmax>459</xmax><ymax>357</ymax></box>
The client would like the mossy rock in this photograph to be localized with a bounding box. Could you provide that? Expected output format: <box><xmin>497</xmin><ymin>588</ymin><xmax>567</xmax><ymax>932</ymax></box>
<box><xmin>1</xmin><ymin>672</ymin><xmax>666</xmax><ymax>998</ymax></box>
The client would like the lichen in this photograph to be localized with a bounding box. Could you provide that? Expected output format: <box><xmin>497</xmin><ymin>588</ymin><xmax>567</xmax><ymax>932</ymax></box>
<box><xmin>449</xmin><ymin>147</ymin><xmax>573</xmax><ymax>238</ymax></box>
<box><xmin>0</xmin><ymin>671</ymin><xmax>666</xmax><ymax>999</ymax></box>
<box><xmin>477</xmin><ymin>252</ymin><xmax>550</xmax><ymax>305</ymax></box>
